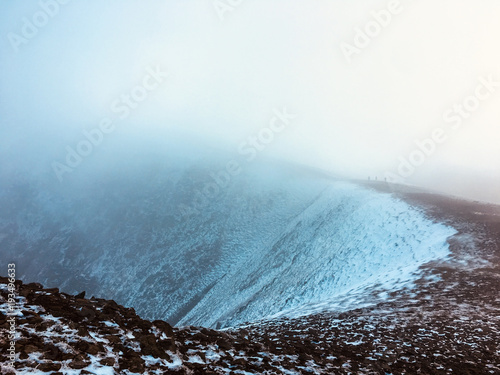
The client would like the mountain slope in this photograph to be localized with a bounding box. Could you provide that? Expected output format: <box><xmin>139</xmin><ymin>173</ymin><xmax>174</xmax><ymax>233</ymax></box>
<box><xmin>0</xmin><ymin>158</ymin><xmax>455</xmax><ymax>328</ymax></box>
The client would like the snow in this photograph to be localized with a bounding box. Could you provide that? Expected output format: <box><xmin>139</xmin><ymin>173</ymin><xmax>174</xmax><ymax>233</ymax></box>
<box><xmin>103</xmin><ymin>320</ymin><xmax>119</xmax><ymax>327</ymax></box>
<box><xmin>88</xmin><ymin>331</ymin><xmax>109</xmax><ymax>343</ymax></box>
<box><xmin>79</xmin><ymin>355</ymin><xmax>115</xmax><ymax>375</ymax></box>
<box><xmin>164</xmin><ymin>353</ymin><xmax>183</xmax><ymax>370</ymax></box>
<box><xmin>187</xmin><ymin>355</ymin><xmax>204</xmax><ymax>364</ymax></box>
<box><xmin>179</xmin><ymin>181</ymin><xmax>456</xmax><ymax>327</ymax></box>
<box><xmin>205</xmin><ymin>349</ymin><xmax>222</xmax><ymax>361</ymax></box>
<box><xmin>0</xmin><ymin>163</ymin><xmax>457</xmax><ymax>330</ymax></box>
<box><xmin>345</xmin><ymin>339</ymin><xmax>364</xmax><ymax>345</ymax></box>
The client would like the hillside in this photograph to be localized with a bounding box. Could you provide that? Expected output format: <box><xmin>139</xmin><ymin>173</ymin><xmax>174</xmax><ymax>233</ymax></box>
<box><xmin>2</xmin><ymin>185</ymin><xmax>500</xmax><ymax>374</ymax></box>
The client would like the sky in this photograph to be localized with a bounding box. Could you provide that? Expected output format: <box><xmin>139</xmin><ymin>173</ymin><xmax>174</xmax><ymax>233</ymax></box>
<box><xmin>1</xmin><ymin>0</ymin><xmax>499</xmax><ymax>204</ymax></box>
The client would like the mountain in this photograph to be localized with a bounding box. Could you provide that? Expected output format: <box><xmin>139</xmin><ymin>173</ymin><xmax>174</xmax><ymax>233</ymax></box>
<box><xmin>0</xmin><ymin>155</ymin><xmax>455</xmax><ymax>329</ymax></box>
<box><xmin>1</xmin><ymin>153</ymin><xmax>500</xmax><ymax>373</ymax></box>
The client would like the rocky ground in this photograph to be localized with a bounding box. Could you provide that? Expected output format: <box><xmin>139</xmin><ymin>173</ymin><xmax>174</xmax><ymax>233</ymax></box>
<box><xmin>1</xmin><ymin>182</ymin><xmax>499</xmax><ymax>374</ymax></box>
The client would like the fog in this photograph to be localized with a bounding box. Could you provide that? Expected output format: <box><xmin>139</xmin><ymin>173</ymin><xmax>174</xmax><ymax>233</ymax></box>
<box><xmin>1</xmin><ymin>0</ymin><xmax>500</xmax><ymax>204</ymax></box>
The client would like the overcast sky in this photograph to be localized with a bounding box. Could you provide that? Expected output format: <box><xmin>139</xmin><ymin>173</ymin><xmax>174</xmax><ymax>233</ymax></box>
<box><xmin>1</xmin><ymin>0</ymin><xmax>499</xmax><ymax>203</ymax></box>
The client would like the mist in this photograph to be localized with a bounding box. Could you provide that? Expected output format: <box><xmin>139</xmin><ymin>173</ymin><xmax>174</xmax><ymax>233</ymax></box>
<box><xmin>1</xmin><ymin>0</ymin><xmax>500</xmax><ymax>204</ymax></box>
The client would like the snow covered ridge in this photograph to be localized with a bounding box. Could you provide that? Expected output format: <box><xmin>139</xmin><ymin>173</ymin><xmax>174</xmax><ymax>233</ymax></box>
<box><xmin>178</xmin><ymin>182</ymin><xmax>457</xmax><ymax>328</ymax></box>
<box><xmin>0</xmin><ymin>164</ymin><xmax>457</xmax><ymax>328</ymax></box>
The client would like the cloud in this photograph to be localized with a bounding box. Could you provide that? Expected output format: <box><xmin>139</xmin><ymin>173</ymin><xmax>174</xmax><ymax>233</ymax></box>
<box><xmin>1</xmin><ymin>0</ymin><xmax>499</xmax><ymax>203</ymax></box>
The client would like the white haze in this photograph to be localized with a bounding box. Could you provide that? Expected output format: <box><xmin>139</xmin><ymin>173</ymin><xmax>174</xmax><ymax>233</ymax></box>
<box><xmin>1</xmin><ymin>0</ymin><xmax>499</xmax><ymax>204</ymax></box>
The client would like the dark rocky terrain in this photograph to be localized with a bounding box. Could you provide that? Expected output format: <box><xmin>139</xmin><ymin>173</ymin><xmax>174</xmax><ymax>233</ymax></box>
<box><xmin>1</xmin><ymin>183</ymin><xmax>499</xmax><ymax>374</ymax></box>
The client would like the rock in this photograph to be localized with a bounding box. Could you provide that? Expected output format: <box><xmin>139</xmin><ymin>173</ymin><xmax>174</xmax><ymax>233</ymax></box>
<box><xmin>26</xmin><ymin>282</ymin><xmax>42</xmax><ymax>289</ymax></box>
<box><xmin>119</xmin><ymin>353</ymin><xmax>145</xmax><ymax>373</ymax></box>
<box><xmin>37</xmin><ymin>362</ymin><xmax>62</xmax><ymax>372</ymax></box>
<box><xmin>77</xmin><ymin>326</ymin><xmax>90</xmax><ymax>337</ymax></box>
<box><xmin>102</xmin><ymin>300</ymin><xmax>120</xmax><ymax>312</ymax></box>
<box><xmin>75</xmin><ymin>340</ymin><xmax>90</xmax><ymax>353</ymax></box>
<box><xmin>100</xmin><ymin>357</ymin><xmax>116</xmax><ymax>366</ymax></box>
<box><xmin>35</xmin><ymin>321</ymin><xmax>54</xmax><ymax>332</ymax></box>
<box><xmin>217</xmin><ymin>339</ymin><xmax>232</xmax><ymax>351</ymax></box>
<box><xmin>139</xmin><ymin>334</ymin><xmax>161</xmax><ymax>355</ymax></box>
<box><xmin>69</xmin><ymin>359</ymin><xmax>90</xmax><ymax>369</ymax></box>
<box><xmin>157</xmin><ymin>337</ymin><xmax>177</xmax><ymax>353</ymax></box>
<box><xmin>75</xmin><ymin>291</ymin><xmax>86</xmax><ymax>299</ymax></box>
<box><xmin>19</xmin><ymin>351</ymin><xmax>29</xmax><ymax>360</ymax></box>
<box><xmin>233</xmin><ymin>358</ymin><xmax>246</xmax><ymax>366</ymax></box>
<box><xmin>77</xmin><ymin>306</ymin><xmax>96</xmax><ymax>321</ymax></box>
<box><xmin>153</xmin><ymin>320</ymin><xmax>174</xmax><ymax>337</ymax></box>
<box><xmin>61</xmin><ymin>351</ymin><xmax>75</xmax><ymax>360</ymax></box>
<box><xmin>86</xmin><ymin>343</ymin><xmax>103</xmax><ymax>355</ymax></box>
<box><xmin>104</xmin><ymin>334</ymin><xmax>122</xmax><ymax>344</ymax></box>
<box><xmin>23</xmin><ymin>344</ymin><xmax>40</xmax><ymax>354</ymax></box>
<box><xmin>43</xmin><ymin>344</ymin><xmax>63</xmax><ymax>361</ymax></box>
<box><xmin>29</xmin><ymin>315</ymin><xmax>44</xmax><ymax>325</ymax></box>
